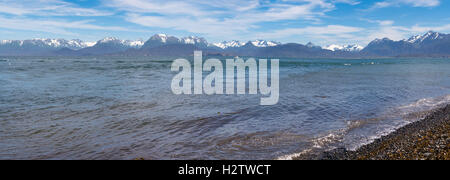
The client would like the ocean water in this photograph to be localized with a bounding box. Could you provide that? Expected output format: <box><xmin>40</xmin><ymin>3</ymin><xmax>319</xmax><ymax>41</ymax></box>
<box><xmin>0</xmin><ymin>56</ymin><xmax>449</xmax><ymax>160</ymax></box>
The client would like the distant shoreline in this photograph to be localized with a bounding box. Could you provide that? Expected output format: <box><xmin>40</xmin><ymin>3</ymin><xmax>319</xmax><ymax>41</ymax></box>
<box><xmin>296</xmin><ymin>104</ymin><xmax>450</xmax><ymax>160</ymax></box>
<box><xmin>1</xmin><ymin>55</ymin><xmax>450</xmax><ymax>60</ymax></box>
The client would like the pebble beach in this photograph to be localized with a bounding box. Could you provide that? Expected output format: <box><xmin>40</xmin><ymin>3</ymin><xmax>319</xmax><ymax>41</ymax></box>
<box><xmin>296</xmin><ymin>105</ymin><xmax>450</xmax><ymax>160</ymax></box>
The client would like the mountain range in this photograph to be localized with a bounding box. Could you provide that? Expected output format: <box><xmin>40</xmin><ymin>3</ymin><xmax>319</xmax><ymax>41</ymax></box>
<box><xmin>362</xmin><ymin>31</ymin><xmax>450</xmax><ymax>57</ymax></box>
<box><xmin>0</xmin><ymin>31</ymin><xmax>449</xmax><ymax>58</ymax></box>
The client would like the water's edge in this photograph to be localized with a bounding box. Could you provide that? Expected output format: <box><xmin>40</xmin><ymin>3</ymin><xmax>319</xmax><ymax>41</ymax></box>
<box><xmin>278</xmin><ymin>95</ymin><xmax>450</xmax><ymax>160</ymax></box>
<box><xmin>293</xmin><ymin>103</ymin><xmax>450</xmax><ymax>160</ymax></box>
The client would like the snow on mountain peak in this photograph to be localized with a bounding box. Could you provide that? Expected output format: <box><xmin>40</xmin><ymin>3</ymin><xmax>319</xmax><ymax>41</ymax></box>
<box><xmin>250</xmin><ymin>40</ymin><xmax>280</xmax><ymax>47</ymax></box>
<box><xmin>99</xmin><ymin>37</ymin><xmax>121</xmax><ymax>43</ymax></box>
<box><xmin>323</xmin><ymin>44</ymin><xmax>342</xmax><ymax>51</ymax></box>
<box><xmin>211</xmin><ymin>40</ymin><xmax>279</xmax><ymax>49</ymax></box>
<box><xmin>96</xmin><ymin>38</ymin><xmax>144</xmax><ymax>48</ymax></box>
<box><xmin>407</xmin><ymin>35</ymin><xmax>421</xmax><ymax>43</ymax></box>
<box><xmin>150</xmin><ymin>34</ymin><xmax>171</xmax><ymax>43</ymax></box>
<box><xmin>181</xmin><ymin>36</ymin><xmax>208</xmax><ymax>45</ymax></box>
<box><xmin>212</xmin><ymin>40</ymin><xmax>245</xmax><ymax>49</ymax></box>
<box><xmin>0</xmin><ymin>38</ymin><xmax>97</xmax><ymax>49</ymax></box>
<box><xmin>324</xmin><ymin>44</ymin><xmax>363</xmax><ymax>52</ymax></box>
<box><xmin>126</xmin><ymin>40</ymin><xmax>145</xmax><ymax>47</ymax></box>
<box><xmin>405</xmin><ymin>31</ymin><xmax>444</xmax><ymax>44</ymax></box>
<box><xmin>84</xmin><ymin>41</ymin><xmax>97</xmax><ymax>47</ymax></box>
<box><xmin>420</xmin><ymin>31</ymin><xmax>441</xmax><ymax>41</ymax></box>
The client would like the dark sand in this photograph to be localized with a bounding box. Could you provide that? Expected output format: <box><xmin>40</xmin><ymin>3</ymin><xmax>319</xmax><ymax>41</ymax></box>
<box><xmin>295</xmin><ymin>105</ymin><xmax>450</xmax><ymax>160</ymax></box>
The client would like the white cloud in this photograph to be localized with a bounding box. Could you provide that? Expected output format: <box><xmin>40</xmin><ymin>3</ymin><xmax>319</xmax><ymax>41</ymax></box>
<box><xmin>0</xmin><ymin>0</ymin><xmax>142</xmax><ymax>37</ymax></box>
<box><xmin>367</xmin><ymin>26</ymin><xmax>407</xmax><ymax>41</ymax></box>
<box><xmin>402</xmin><ymin>0</ymin><xmax>440</xmax><ymax>7</ymax></box>
<box><xmin>356</xmin><ymin>18</ymin><xmax>450</xmax><ymax>44</ymax></box>
<box><xmin>254</xmin><ymin>21</ymin><xmax>450</xmax><ymax>46</ymax></box>
<box><xmin>362</xmin><ymin>19</ymin><xmax>395</xmax><ymax>26</ymax></box>
<box><xmin>0</xmin><ymin>0</ymin><xmax>112</xmax><ymax>16</ymax></box>
<box><xmin>332</xmin><ymin>0</ymin><xmax>361</xmax><ymax>5</ymax></box>
<box><xmin>372</xmin><ymin>0</ymin><xmax>440</xmax><ymax>9</ymax></box>
<box><xmin>125</xmin><ymin>13</ymin><xmax>249</xmax><ymax>37</ymax></box>
<box><xmin>410</xmin><ymin>24</ymin><xmax>450</xmax><ymax>32</ymax></box>
<box><xmin>255</xmin><ymin>25</ymin><xmax>364</xmax><ymax>38</ymax></box>
<box><xmin>250</xmin><ymin>25</ymin><xmax>365</xmax><ymax>45</ymax></box>
<box><xmin>0</xmin><ymin>0</ymin><xmax>366</xmax><ymax>42</ymax></box>
<box><xmin>378</xmin><ymin>20</ymin><xmax>395</xmax><ymax>26</ymax></box>
<box><xmin>0</xmin><ymin>16</ymin><xmax>133</xmax><ymax>36</ymax></box>
<box><xmin>3</xmin><ymin>0</ymin><xmax>445</xmax><ymax>46</ymax></box>
<box><xmin>105</xmin><ymin>0</ymin><xmax>208</xmax><ymax>17</ymax></box>
<box><xmin>365</xmin><ymin>23</ymin><xmax>450</xmax><ymax>44</ymax></box>
<box><xmin>111</xmin><ymin>0</ymin><xmax>362</xmax><ymax>40</ymax></box>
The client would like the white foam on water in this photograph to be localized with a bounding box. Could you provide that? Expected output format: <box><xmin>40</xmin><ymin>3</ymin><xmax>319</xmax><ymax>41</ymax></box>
<box><xmin>398</xmin><ymin>95</ymin><xmax>450</xmax><ymax>115</ymax></box>
<box><xmin>277</xmin><ymin>149</ymin><xmax>313</xmax><ymax>160</ymax></box>
<box><xmin>346</xmin><ymin>95</ymin><xmax>450</xmax><ymax>151</ymax></box>
<box><xmin>276</xmin><ymin>94</ymin><xmax>450</xmax><ymax>160</ymax></box>
<box><xmin>276</xmin><ymin>127</ymin><xmax>349</xmax><ymax>160</ymax></box>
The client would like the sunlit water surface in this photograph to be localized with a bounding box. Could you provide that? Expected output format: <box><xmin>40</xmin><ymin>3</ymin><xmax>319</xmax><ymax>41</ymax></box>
<box><xmin>1</xmin><ymin>57</ymin><xmax>449</xmax><ymax>159</ymax></box>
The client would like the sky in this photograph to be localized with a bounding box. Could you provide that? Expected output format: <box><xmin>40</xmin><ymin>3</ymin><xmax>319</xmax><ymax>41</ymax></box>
<box><xmin>0</xmin><ymin>0</ymin><xmax>449</xmax><ymax>46</ymax></box>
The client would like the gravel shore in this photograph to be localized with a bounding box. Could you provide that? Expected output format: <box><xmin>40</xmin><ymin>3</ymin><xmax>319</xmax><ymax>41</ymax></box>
<box><xmin>296</xmin><ymin>105</ymin><xmax>450</xmax><ymax>160</ymax></box>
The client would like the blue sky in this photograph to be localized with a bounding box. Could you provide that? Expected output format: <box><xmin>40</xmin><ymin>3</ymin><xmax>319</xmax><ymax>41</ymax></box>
<box><xmin>0</xmin><ymin>0</ymin><xmax>449</xmax><ymax>46</ymax></box>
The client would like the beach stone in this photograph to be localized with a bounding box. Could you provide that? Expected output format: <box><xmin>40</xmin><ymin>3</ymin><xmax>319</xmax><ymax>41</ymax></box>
<box><xmin>294</xmin><ymin>105</ymin><xmax>450</xmax><ymax>160</ymax></box>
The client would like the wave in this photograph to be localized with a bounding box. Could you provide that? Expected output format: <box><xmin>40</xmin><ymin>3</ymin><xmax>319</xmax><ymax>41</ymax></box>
<box><xmin>398</xmin><ymin>95</ymin><xmax>450</xmax><ymax>120</ymax></box>
<box><xmin>277</xmin><ymin>117</ymin><xmax>384</xmax><ymax>160</ymax></box>
<box><xmin>277</xmin><ymin>94</ymin><xmax>450</xmax><ymax>160</ymax></box>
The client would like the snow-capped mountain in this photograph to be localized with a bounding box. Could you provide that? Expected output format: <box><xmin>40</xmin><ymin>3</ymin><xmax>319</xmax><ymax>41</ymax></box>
<box><xmin>406</xmin><ymin>35</ymin><xmax>421</xmax><ymax>43</ymax></box>
<box><xmin>96</xmin><ymin>37</ymin><xmax>144</xmax><ymax>49</ymax></box>
<box><xmin>150</xmin><ymin>34</ymin><xmax>180</xmax><ymax>44</ymax></box>
<box><xmin>1</xmin><ymin>31</ymin><xmax>449</xmax><ymax>57</ymax></box>
<box><xmin>249</xmin><ymin>40</ymin><xmax>281</xmax><ymax>47</ymax></box>
<box><xmin>142</xmin><ymin>34</ymin><xmax>209</xmax><ymax>49</ymax></box>
<box><xmin>143</xmin><ymin>35</ymin><xmax>281</xmax><ymax>50</ymax></box>
<box><xmin>127</xmin><ymin>40</ymin><xmax>145</xmax><ymax>48</ymax></box>
<box><xmin>150</xmin><ymin>34</ymin><xmax>169</xmax><ymax>43</ymax></box>
<box><xmin>212</xmin><ymin>41</ymin><xmax>246</xmax><ymax>49</ymax></box>
<box><xmin>70</xmin><ymin>37</ymin><xmax>144</xmax><ymax>55</ymax></box>
<box><xmin>324</xmin><ymin>44</ymin><xmax>364</xmax><ymax>52</ymax></box>
<box><xmin>405</xmin><ymin>31</ymin><xmax>444</xmax><ymax>44</ymax></box>
<box><xmin>363</xmin><ymin>31</ymin><xmax>450</xmax><ymax>56</ymax></box>
<box><xmin>181</xmin><ymin>36</ymin><xmax>208</xmax><ymax>47</ymax></box>
<box><xmin>0</xmin><ymin>38</ymin><xmax>99</xmax><ymax>55</ymax></box>
<box><xmin>142</xmin><ymin>34</ymin><xmax>176</xmax><ymax>49</ymax></box>
<box><xmin>211</xmin><ymin>40</ymin><xmax>280</xmax><ymax>49</ymax></box>
<box><xmin>0</xmin><ymin>38</ymin><xmax>95</xmax><ymax>50</ymax></box>
<box><xmin>83</xmin><ymin>41</ymin><xmax>97</xmax><ymax>47</ymax></box>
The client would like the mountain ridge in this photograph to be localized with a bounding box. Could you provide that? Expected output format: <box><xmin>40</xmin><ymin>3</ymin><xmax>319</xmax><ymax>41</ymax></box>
<box><xmin>362</xmin><ymin>31</ymin><xmax>450</xmax><ymax>57</ymax></box>
<box><xmin>1</xmin><ymin>31</ymin><xmax>449</xmax><ymax>58</ymax></box>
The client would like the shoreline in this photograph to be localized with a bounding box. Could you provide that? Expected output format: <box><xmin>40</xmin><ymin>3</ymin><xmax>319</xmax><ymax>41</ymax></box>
<box><xmin>295</xmin><ymin>104</ymin><xmax>450</xmax><ymax>160</ymax></box>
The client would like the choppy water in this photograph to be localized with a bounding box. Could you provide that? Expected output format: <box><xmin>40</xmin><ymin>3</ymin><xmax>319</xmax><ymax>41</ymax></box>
<box><xmin>0</xmin><ymin>56</ymin><xmax>449</xmax><ymax>160</ymax></box>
